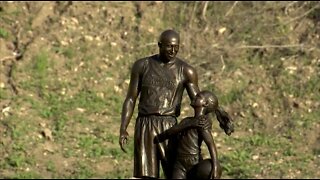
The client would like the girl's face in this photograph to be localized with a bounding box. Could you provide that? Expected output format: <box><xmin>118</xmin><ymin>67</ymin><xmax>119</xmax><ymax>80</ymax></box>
<box><xmin>190</xmin><ymin>93</ymin><xmax>206</xmax><ymax>108</ymax></box>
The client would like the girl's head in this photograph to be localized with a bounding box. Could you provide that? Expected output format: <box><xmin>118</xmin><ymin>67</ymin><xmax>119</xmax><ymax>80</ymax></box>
<box><xmin>191</xmin><ymin>90</ymin><xmax>219</xmax><ymax>114</ymax></box>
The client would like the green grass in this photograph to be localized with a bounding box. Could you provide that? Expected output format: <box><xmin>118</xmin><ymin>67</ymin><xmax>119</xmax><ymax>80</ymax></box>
<box><xmin>0</xmin><ymin>88</ymin><xmax>9</xmax><ymax>99</ymax></box>
<box><xmin>2</xmin><ymin>114</ymin><xmax>33</xmax><ymax>140</ymax></box>
<box><xmin>77</xmin><ymin>135</ymin><xmax>107</xmax><ymax>158</ymax></box>
<box><xmin>106</xmin><ymin>142</ymin><xmax>134</xmax><ymax>161</ymax></box>
<box><xmin>0</xmin><ymin>1</ymin><xmax>319</xmax><ymax>179</ymax></box>
<box><xmin>29</xmin><ymin>51</ymin><xmax>51</xmax><ymax>95</ymax></box>
<box><xmin>6</xmin><ymin>152</ymin><xmax>26</xmax><ymax>168</ymax></box>
<box><xmin>277</xmin><ymin>71</ymin><xmax>320</xmax><ymax>100</ymax></box>
<box><xmin>46</xmin><ymin>160</ymin><xmax>56</xmax><ymax>172</ymax></box>
<box><xmin>220</xmin><ymin>132</ymin><xmax>319</xmax><ymax>178</ymax></box>
<box><xmin>105</xmin><ymin>168</ymin><xmax>132</xmax><ymax>179</ymax></box>
<box><xmin>23</xmin><ymin>89</ymin><xmax>107</xmax><ymax>134</ymax></box>
<box><xmin>6</xmin><ymin>171</ymin><xmax>42</xmax><ymax>179</ymax></box>
<box><xmin>52</xmin><ymin>46</ymin><xmax>76</xmax><ymax>59</ymax></box>
<box><xmin>0</xmin><ymin>28</ymin><xmax>9</xmax><ymax>39</ymax></box>
<box><xmin>63</xmin><ymin>148</ymin><xmax>76</xmax><ymax>158</ymax></box>
<box><xmin>70</xmin><ymin>161</ymin><xmax>95</xmax><ymax>179</ymax></box>
<box><xmin>33</xmin><ymin>51</ymin><xmax>49</xmax><ymax>78</ymax></box>
<box><xmin>62</xmin><ymin>47</ymin><xmax>75</xmax><ymax>59</ymax></box>
<box><xmin>105</xmin><ymin>92</ymin><xmax>123</xmax><ymax>115</ymax></box>
<box><xmin>221</xmin><ymin>149</ymin><xmax>256</xmax><ymax>178</ymax></box>
<box><xmin>220</xmin><ymin>87</ymin><xmax>244</xmax><ymax>105</ymax></box>
<box><xmin>5</xmin><ymin>144</ymin><xmax>36</xmax><ymax>168</ymax></box>
<box><xmin>104</xmin><ymin>133</ymin><xmax>118</xmax><ymax>144</ymax></box>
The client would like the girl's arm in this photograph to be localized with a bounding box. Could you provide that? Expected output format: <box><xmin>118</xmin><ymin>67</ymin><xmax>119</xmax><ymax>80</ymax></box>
<box><xmin>200</xmin><ymin>129</ymin><xmax>220</xmax><ymax>179</ymax></box>
<box><xmin>156</xmin><ymin>117</ymin><xmax>205</xmax><ymax>142</ymax></box>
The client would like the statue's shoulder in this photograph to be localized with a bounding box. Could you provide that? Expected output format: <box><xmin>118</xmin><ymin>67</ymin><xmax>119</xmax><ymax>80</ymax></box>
<box><xmin>132</xmin><ymin>55</ymin><xmax>155</xmax><ymax>71</ymax></box>
<box><xmin>134</xmin><ymin>56</ymin><xmax>148</xmax><ymax>65</ymax></box>
<box><xmin>175</xmin><ymin>58</ymin><xmax>197</xmax><ymax>78</ymax></box>
<box><xmin>176</xmin><ymin>57</ymin><xmax>195</xmax><ymax>71</ymax></box>
<box><xmin>134</xmin><ymin>54</ymin><xmax>156</xmax><ymax>66</ymax></box>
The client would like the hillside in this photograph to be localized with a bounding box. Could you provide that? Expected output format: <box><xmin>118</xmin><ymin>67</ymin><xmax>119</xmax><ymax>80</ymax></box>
<box><xmin>0</xmin><ymin>1</ymin><xmax>319</xmax><ymax>178</ymax></box>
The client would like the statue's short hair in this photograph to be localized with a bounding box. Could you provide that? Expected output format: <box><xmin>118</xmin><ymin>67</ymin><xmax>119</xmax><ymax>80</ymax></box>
<box><xmin>158</xmin><ymin>29</ymin><xmax>180</xmax><ymax>44</ymax></box>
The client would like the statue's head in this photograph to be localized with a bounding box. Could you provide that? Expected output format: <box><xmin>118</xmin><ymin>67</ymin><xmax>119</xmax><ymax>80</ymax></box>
<box><xmin>191</xmin><ymin>90</ymin><xmax>218</xmax><ymax>114</ymax></box>
<box><xmin>158</xmin><ymin>29</ymin><xmax>180</xmax><ymax>62</ymax></box>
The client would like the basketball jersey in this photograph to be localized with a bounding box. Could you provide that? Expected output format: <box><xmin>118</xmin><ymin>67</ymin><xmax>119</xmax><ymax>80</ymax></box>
<box><xmin>138</xmin><ymin>55</ymin><xmax>186</xmax><ymax>117</ymax></box>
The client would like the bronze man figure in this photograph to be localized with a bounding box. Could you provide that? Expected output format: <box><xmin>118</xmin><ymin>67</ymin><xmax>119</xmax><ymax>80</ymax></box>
<box><xmin>119</xmin><ymin>29</ymin><xmax>232</xmax><ymax>179</ymax></box>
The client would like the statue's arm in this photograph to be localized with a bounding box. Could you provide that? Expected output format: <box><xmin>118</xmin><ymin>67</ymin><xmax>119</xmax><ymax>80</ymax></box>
<box><xmin>215</xmin><ymin>107</ymin><xmax>234</xmax><ymax>136</ymax></box>
<box><xmin>200</xmin><ymin>129</ymin><xmax>219</xmax><ymax>179</ymax></box>
<box><xmin>119</xmin><ymin>60</ymin><xmax>143</xmax><ymax>152</ymax></box>
<box><xmin>184</xmin><ymin>63</ymin><xmax>234</xmax><ymax>136</ymax></box>
<box><xmin>184</xmin><ymin>65</ymin><xmax>200</xmax><ymax>101</ymax></box>
<box><xmin>156</xmin><ymin>118</ymin><xmax>203</xmax><ymax>142</ymax></box>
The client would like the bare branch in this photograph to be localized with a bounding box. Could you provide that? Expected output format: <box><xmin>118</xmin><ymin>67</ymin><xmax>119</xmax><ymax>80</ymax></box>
<box><xmin>0</xmin><ymin>56</ymin><xmax>15</xmax><ymax>62</ymax></box>
<box><xmin>202</xmin><ymin>1</ymin><xmax>209</xmax><ymax>21</ymax></box>
<box><xmin>220</xmin><ymin>55</ymin><xmax>225</xmax><ymax>72</ymax></box>
<box><xmin>8</xmin><ymin>63</ymin><xmax>19</xmax><ymax>95</ymax></box>
<box><xmin>137</xmin><ymin>42</ymin><xmax>157</xmax><ymax>49</ymax></box>
<box><xmin>208</xmin><ymin>44</ymin><xmax>314</xmax><ymax>52</ymax></box>
<box><xmin>236</xmin><ymin>44</ymin><xmax>305</xmax><ymax>49</ymax></box>
<box><xmin>189</xmin><ymin>1</ymin><xmax>198</xmax><ymax>29</ymax></box>
<box><xmin>284</xmin><ymin>1</ymin><xmax>299</xmax><ymax>15</ymax></box>
<box><xmin>284</xmin><ymin>3</ymin><xmax>320</xmax><ymax>25</ymax></box>
<box><xmin>225</xmin><ymin>1</ymin><xmax>238</xmax><ymax>17</ymax></box>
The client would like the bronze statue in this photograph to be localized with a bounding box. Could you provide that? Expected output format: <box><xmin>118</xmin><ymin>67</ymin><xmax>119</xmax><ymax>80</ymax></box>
<box><xmin>155</xmin><ymin>91</ymin><xmax>234</xmax><ymax>179</ymax></box>
<box><xmin>119</xmin><ymin>29</ymin><xmax>233</xmax><ymax>179</ymax></box>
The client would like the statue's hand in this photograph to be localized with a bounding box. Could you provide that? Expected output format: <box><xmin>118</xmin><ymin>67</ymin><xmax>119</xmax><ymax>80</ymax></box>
<box><xmin>216</xmin><ymin>108</ymin><xmax>234</xmax><ymax>136</ymax></box>
<box><xmin>211</xmin><ymin>168</ymin><xmax>217</xmax><ymax>179</ymax></box>
<box><xmin>119</xmin><ymin>130</ymin><xmax>129</xmax><ymax>153</ymax></box>
<box><xmin>219</xmin><ymin>121</ymin><xmax>234</xmax><ymax>136</ymax></box>
<box><xmin>183</xmin><ymin>116</ymin><xmax>210</xmax><ymax>129</ymax></box>
<box><xmin>211</xmin><ymin>162</ymin><xmax>221</xmax><ymax>179</ymax></box>
<box><xmin>198</xmin><ymin>116</ymin><xmax>211</xmax><ymax>130</ymax></box>
<box><xmin>225</xmin><ymin>121</ymin><xmax>234</xmax><ymax>135</ymax></box>
<box><xmin>155</xmin><ymin>132</ymin><xmax>168</xmax><ymax>143</ymax></box>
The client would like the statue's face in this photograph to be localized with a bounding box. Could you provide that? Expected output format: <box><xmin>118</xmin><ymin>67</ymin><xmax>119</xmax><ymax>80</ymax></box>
<box><xmin>191</xmin><ymin>93</ymin><xmax>216</xmax><ymax>113</ymax></box>
<box><xmin>159</xmin><ymin>36</ymin><xmax>179</xmax><ymax>62</ymax></box>
<box><xmin>191</xmin><ymin>93</ymin><xmax>206</xmax><ymax>108</ymax></box>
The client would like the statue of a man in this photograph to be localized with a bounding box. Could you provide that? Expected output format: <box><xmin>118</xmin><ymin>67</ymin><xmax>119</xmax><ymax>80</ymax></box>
<box><xmin>119</xmin><ymin>29</ymin><xmax>232</xmax><ymax>179</ymax></box>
